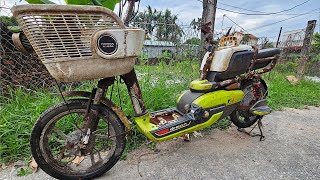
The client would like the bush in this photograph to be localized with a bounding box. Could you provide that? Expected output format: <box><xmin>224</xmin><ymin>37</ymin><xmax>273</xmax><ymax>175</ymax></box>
<box><xmin>286</xmin><ymin>53</ymin><xmax>301</xmax><ymax>62</ymax></box>
<box><xmin>274</xmin><ymin>62</ymin><xmax>298</xmax><ymax>73</ymax></box>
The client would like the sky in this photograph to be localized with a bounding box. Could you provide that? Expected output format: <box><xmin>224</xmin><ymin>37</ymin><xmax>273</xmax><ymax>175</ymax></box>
<box><xmin>1</xmin><ymin>0</ymin><xmax>319</xmax><ymax>40</ymax></box>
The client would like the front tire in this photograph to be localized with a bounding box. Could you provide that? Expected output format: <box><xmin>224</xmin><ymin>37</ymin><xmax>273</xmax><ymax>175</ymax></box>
<box><xmin>30</xmin><ymin>99</ymin><xmax>126</xmax><ymax>180</ymax></box>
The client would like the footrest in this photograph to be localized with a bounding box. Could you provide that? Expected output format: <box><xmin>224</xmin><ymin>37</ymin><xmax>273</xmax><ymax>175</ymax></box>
<box><xmin>250</xmin><ymin>99</ymin><xmax>272</xmax><ymax>116</ymax></box>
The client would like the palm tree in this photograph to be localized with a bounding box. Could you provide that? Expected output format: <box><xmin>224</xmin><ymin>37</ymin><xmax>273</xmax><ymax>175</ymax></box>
<box><xmin>155</xmin><ymin>9</ymin><xmax>184</xmax><ymax>43</ymax></box>
<box><xmin>132</xmin><ymin>5</ymin><xmax>157</xmax><ymax>38</ymax></box>
<box><xmin>132</xmin><ymin>7</ymin><xmax>184</xmax><ymax>43</ymax></box>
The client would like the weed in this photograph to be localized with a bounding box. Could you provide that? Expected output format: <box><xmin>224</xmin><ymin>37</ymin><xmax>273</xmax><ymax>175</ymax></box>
<box><xmin>17</xmin><ymin>167</ymin><xmax>32</xmax><ymax>177</ymax></box>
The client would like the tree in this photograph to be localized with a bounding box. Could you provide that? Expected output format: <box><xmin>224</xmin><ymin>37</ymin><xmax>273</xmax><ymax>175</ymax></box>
<box><xmin>26</xmin><ymin>0</ymin><xmax>119</xmax><ymax>11</ymax></box>
<box><xmin>132</xmin><ymin>7</ymin><xmax>184</xmax><ymax>43</ymax></box>
<box><xmin>190</xmin><ymin>18</ymin><xmax>202</xmax><ymax>30</ymax></box>
<box><xmin>156</xmin><ymin>9</ymin><xmax>184</xmax><ymax>42</ymax></box>
<box><xmin>312</xmin><ymin>32</ymin><xmax>320</xmax><ymax>52</ymax></box>
<box><xmin>264</xmin><ymin>42</ymin><xmax>274</xmax><ymax>49</ymax></box>
<box><xmin>185</xmin><ymin>37</ymin><xmax>201</xmax><ymax>45</ymax></box>
<box><xmin>297</xmin><ymin>20</ymin><xmax>316</xmax><ymax>80</ymax></box>
<box><xmin>200</xmin><ymin>0</ymin><xmax>217</xmax><ymax>62</ymax></box>
<box><xmin>241</xmin><ymin>34</ymin><xmax>249</xmax><ymax>44</ymax></box>
<box><xmin>132</xmin><ymin>5</ymin><xmax>158</xmax><ymax>37</ymax></box>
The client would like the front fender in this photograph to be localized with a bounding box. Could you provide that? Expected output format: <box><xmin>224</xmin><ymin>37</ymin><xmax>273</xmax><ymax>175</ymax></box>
<box><xmin>62</xmin><ymin>91</ymin><xmax>132</xmax><ymax>132</ymax></box>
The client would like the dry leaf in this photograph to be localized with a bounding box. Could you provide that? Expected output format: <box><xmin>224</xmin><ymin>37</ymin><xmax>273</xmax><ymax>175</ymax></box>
<box><xmin>193</xmin><ymin>131</ymin><xmax>203</xmax><ymax>138</ymax></box>
<box><xmin>286</xmin><ymin>75</ymin><xmax>299</xmax><ymax>85</ymax></box>
<box><xmin>182</xmin><ymin>134</ymin><xmax>190</xmax><ymax>142</ymax></box>
<box><xmin>72</xmin><ymin>156</ymin><xmax>85</xmax><ymax>166</ymax></box>
<box><xmin>29</xmin><ymin>158</ymin><xmax>38</xmax><ymax>173</ymax></box>
<box><xmin>14</xmin><ymin>160</ymin><xmax>25</xmax><ymax>168</ymax></box>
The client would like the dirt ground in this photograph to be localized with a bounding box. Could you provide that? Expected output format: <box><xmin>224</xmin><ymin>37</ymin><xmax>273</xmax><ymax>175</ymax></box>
<box><xmin>1</xmin><ymin>106</ymin><xmax>319</xmax><ymax>180</ymax></box>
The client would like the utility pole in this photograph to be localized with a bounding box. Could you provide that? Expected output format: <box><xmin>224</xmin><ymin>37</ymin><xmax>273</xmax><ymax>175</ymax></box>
<box><xmin>297</xmin><ymin>20</ymin><xmax>317</xmax><ymax>80</ymax></box>
<box><xmin>200</xmin><ymin>0</ymin><xmax>217</xmax><ymax>60</ymax></box>
<box><xmin>201</xmin><ymin>0</ymin><xmax>217</xmax><ymax>35</ymax></box>
<box><xmin>276</xmin><ymin>27</ymin><xmax>282</xmax><ymax>48</ymax></box>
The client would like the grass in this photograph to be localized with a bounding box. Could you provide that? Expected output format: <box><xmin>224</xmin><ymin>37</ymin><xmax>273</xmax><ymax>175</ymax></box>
<box><xmin>0</xmin><ymin>61</ymin><xmax>319</xmax><ymax>164</ymax></box>
<box><xmin>264</xmin><ymin>63</ymin><xmax>320</xmax><ymax>110</ymax></box>
<box><xmin>0</xmin><ymin>88</ymin><xmax>60</xmax><ymax>163</ymax></box>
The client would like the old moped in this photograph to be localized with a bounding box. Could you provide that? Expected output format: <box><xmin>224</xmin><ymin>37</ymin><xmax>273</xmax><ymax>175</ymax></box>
<box><xmin>11</xmin><ymin>4</ymin><xmax>280</xmax><ymax>180</ymax></box>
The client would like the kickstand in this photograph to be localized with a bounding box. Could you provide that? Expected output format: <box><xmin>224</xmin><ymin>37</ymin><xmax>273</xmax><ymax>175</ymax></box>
<box><xmin>237</xmin><ymin>118</ymin><xmax>265</xmax><ymax>141</ymax></box>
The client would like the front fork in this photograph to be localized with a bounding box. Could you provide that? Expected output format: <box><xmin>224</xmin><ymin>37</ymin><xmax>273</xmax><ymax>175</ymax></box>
<box><xmin>81</xmin><ymin>77</ymin><xmax>115</xmax><ymax>151</ymax></box>
<box><xmin>81</xmin><ymin>69</ymin><xmax>146</xmax><ymax>149</ymax></box>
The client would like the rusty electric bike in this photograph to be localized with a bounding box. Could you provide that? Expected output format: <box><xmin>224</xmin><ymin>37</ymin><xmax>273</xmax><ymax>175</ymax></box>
<box><xmin>11</xmin><ymin>4</ymin><xmax>280</xmax><ymax>180</ymax></box>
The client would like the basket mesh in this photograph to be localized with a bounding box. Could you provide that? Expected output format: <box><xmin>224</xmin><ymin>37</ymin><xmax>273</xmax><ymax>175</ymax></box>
<box><xmin>15</xmin><ymin>12</ymin><xmax>122</xmax><ymax>62</ymax></box>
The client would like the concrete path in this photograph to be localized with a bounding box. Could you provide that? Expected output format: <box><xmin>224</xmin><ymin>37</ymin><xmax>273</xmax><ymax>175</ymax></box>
<box><xmin>1</xmin><ymin>107</ymin><xmax>319</xmax><ymax>180</ymax></box>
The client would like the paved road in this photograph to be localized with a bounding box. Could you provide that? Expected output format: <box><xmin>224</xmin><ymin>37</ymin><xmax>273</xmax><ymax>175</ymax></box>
<box><xmin>1</xmin><ymin>107</ymin><xmax>319</xmax><ymax>180</ymax></box>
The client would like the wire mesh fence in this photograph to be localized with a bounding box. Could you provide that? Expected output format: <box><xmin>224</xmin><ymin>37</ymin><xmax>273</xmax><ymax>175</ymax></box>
<box><xmin>0</xmin><ymin>3</ymin><xmax>319</xmax><ymax>97</ymax></box>
<box><xmin>0</xmin><ymin>4</ymin><xmax>56</xmax><ymax>95</ymax></box>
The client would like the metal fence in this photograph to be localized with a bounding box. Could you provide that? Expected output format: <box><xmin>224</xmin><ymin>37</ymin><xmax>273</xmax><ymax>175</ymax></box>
<box><xmin>0</xmin><ymin>3</ymin><xmax>319</xmax><ymax>95</ymax></box>
<box><xmin>0</xmin><ymin>4</ymin><xmax>56</xmax><ymax>94</ymax></box>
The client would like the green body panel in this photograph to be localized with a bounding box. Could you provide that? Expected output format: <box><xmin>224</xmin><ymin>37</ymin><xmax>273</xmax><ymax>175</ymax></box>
<box><xmin>134</xmin><ymin>89</ymin><xmax>244</xmax><ymax>142</ymax></box>
<box><xmin>193</xmin><ymin>90</ymin><xmax>244</xmax><ymax>108</ymax></box>
<box><xmin>253</xmin><ymin>110</ymin><xmax>270</xmax><ymax>116</ymax></box>
<box><xmin>189</xmin><ymin>79</ymin><xmax>213</xmax><ymax>91</ymax></box>
<box><xmin>134</xmin><ymin>113</ymin><xmax>159</xmax><ymax>141</ymax></box>
<box><xmin>135</xmin><ymin>112</ymin><xmax>223</xmax><ymax>142</ymax></box>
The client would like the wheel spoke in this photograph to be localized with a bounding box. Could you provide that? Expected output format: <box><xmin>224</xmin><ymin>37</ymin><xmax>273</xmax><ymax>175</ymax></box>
<box><xmin>35</xmin><ymin>100</ymin><xmax>124</xmax><ymax>178</ymax></box>
<box><xmin>48</xmin><ymin>134</ymin><xmax>65</xmax><ymax>144</ymax></box>
<box><xmin>52</xmin><ymin>127</ymin><xmax>68</xmax><ymax>139</ymax></box>
<box><xmin>90</xmin><ymin>152</ymin><xmax>95</xmax><ymax>165</ymax></box>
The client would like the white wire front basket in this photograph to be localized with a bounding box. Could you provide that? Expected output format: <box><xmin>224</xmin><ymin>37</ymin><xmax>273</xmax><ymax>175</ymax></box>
<box><xmin>12</xmin><ymin>4</ymin><xmax>145</xmax><ymax>82</ymax></box>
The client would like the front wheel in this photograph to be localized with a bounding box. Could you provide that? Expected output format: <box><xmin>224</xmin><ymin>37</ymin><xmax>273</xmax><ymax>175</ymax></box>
<box><xmin>30</xmin><ymin>99</ymin><xmax>126</xmax><ymax>180</ymax></box>
<box><xmin>230</xmin><ymin>80</ymin><xmax>267</xmax><ymax>128</ymax></box>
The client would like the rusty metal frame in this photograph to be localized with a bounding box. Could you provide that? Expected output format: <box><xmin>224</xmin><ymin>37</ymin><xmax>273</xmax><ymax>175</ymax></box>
<box><xmin>120</xmin><ymin>69</ymin><xmax>147</xmax><ymax>116</ymax></box>
<box><xmin>217</xmin><ymin>55</ymin><xmax>279</xmax><ymax>87</ymax></box>
<box><xmin>62</xmin><ymin>91</ymin><xmax>132</xmax><ymax>132</ymax></box>
<box><xmin>12</xmin><ymin>32</ymin><xmax>28</xmax><ymax>54</ymax></box>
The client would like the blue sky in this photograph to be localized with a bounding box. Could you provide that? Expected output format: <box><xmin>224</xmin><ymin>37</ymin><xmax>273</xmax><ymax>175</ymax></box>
<box><xmin>2</xmin><ymin>0</ymin><xmax>319</xmax><ymax>39</ymax></box>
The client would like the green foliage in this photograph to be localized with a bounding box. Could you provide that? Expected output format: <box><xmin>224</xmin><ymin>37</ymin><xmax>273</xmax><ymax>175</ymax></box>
<box><xmin>0</xmin><ymin>88</ymin><xmax>59</xmax><ymax>163</ymax></box>
<box><xmin>1</xmin><ymin>62</ymin><xmax>320</xmax><ymax>163</ymax></box>
<box><xmin>25</xmin><ymin>0</ymin><xmax>55</xmax><ymax>4</ymax></box>
<box><xmin>265</xmin><ymin>63</ymin><xmax>320</xmax><ymax>110</ymax></box>
<box><xmin>65</xmin><ymin>0</ymin><xmax>93</xmax><ymax>5</ymax></box>
<box><xmin>132</xmin><ymin>6</ymin><xmax>184</xmax><ymax>43</ymax></box>
<box><xmin>286</xmin><ymin>53</ymin><xmax>301</xmax><ymax>62</ymax></box>
<box><xmin>190</xmin><ymin>18</ymin><xmax>202</xmax><ymax>30</ymax></box>
<box><xmin>313</xmin><ymin>32</ymin><xmax>320</xmax><ymax>51</ymax></box>
<box><xmin>98</xmin><ymin>0</ymin><xmax>119</xmax><ymax>11</ymax></box>
<box><xmin>6</xmin><ymin>26</ymin><xmax>21</xmax><ymax>33</ymax></box>
<box><xmin>185</xmin><ymin>37</ymin><xmax>201</xmax><ymax>45</ymax></box>
<box><xmin>26</xmin><ymin>0</ymin><xmax>119</xmax><ymax>11</ymax></box>
<box><xmin>310</xmin><ymin>54</ymin><xmax>320</xmax><ymax>63</ymax></box>
<box><xmin>212</xmin><ymin>118</ymin><xmax>231</xmax><ymax>130</ymax></box>
<box><xmin>17</xmin><ymin>167</ymin><xmax>32</xmax><ymax>176</ymax></box>
<box><xmin>263</xmin><ymin>42</ymin><xmax>274</xmax><ymax>49</ymax></box>
<box><xmin>309</xmin><ymin>33</ymin><xmax>320</xmax><ymax>64</ymax></box>
<box><xmin>241</xmin><ymin>34</ymin><xmax>250</xmax><ymax>44</ymax></box>
<box><xmin>275</xmin><ymin>62</ymin><xmax>299</xmax><ymax>73</ymax></box>
<box><xmin>0</xmin><ymin>16</ymin><xmax>17</xmax><ymax>24</ymax></box>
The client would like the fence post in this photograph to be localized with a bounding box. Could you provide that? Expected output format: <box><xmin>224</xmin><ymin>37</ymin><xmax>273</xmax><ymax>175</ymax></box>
<box><xmin>297</xmin><ymin>20</ymin><xmax>317</xmax><ymax>80</ymax></box>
